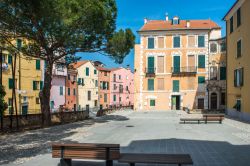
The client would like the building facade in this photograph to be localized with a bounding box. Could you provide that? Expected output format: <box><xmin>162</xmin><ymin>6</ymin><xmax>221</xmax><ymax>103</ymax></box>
<box><xmin>224</xmin><ymin>0</ymin><xmax>250</xmax><ymax>121</ymax></box>
<box><xmin>207</xmin><ymin>37</ymin><xmax>227</xmax><ymax>110</ymax></box>
<box><xmin>50</xmin><ymin>64</ymin><xmax>67</xmax><ymax>112</ymax></box>
<box><xmin>73</xmin><ymin>61</ymin><xmax>99</xmax><ymax>111</ymax></box>
<box><xmin>134</xmin><ymin>15</ymin><xmax>221</xmax><ymax>111</ymax></box>
<box><xmin>65</xmin><ymin>65</ymin><xmax>77</xmax><ymax>111</ymax></box>
<box><xmin>2</xmin><ymin>39</ymin><xmax>44</xmax><ymax>115</ymax></box>
<box><xmin>110</xmin><ymin>67</ymin><xmax>134</xmax><ymax>107</ymax></box>
<box><xmin>96</xmin><ymin>66</ymin><xmax>111</xmax><ymax>109</ymax></box>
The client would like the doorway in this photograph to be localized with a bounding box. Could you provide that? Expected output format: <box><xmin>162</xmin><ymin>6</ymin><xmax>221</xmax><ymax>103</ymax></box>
<box><xmin>211</xmin><ymin>93</ymin><xmax>218</xmax><ymax>109</ymax></box>
<box><xmin>172</xmin><ymin>95</ymin><xmax>181</xmax><ymax>110</ymax></box>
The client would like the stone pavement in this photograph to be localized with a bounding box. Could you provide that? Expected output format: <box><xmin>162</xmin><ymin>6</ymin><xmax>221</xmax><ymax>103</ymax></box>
<box><xmin>1</xmin><ymin>110</ymin><xmax>250</xmax><ymax>166</ymax></box>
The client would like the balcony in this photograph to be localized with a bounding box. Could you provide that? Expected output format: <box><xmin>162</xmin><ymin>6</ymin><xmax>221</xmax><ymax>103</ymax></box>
<box><xmin>145</xmin><ymin>68</ymin><xmax>156</xmax><ymax>77</ymax></box>
<box><xmin>171</xmin><ymin>66</ymin><xmax>197</xmax><ymax>76</ymax></box>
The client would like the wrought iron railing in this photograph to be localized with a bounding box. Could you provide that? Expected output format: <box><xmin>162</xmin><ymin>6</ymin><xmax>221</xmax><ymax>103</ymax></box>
<box><xmin>171</xmin><ymin>66</ymin><xmax>197</xmax><ymax>74</ymax></box>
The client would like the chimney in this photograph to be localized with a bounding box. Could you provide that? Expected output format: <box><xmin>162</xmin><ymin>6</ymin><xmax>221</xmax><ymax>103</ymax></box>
<box><xmin>165</xmin><ymin>13</ymin><xmax>169</xmax><ymax>21</ymax></box>
<box><xmin>186</xmin><ymin>20</ymin><xmax>190</xmax><ymax>28</ymax></box>
<box><xmin>144</xmin><ymin>18</ymin><xmax>148</xmax><ymax>24</ymax></box>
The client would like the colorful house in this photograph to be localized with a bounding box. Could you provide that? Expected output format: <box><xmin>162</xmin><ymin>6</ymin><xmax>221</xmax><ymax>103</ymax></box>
<box><xmin>73</xmin><ymin>61</ymin><xmax>99</xmax><ymax>111</ymax></box>
<box><xmin>134</xmin><ymin>15</ymin><xmax>221</xmax><ymax>111</ymax></box>
<box><xmin>65</xmin><ymin>65</ymin><xmax>77</xmax><ymax>111</ymax></box>
<box><xmin>110</xmin><ymin>67</ymin><xmax>134</xmax><ymax>107</ymax></box>
<box><xmin>50</xmin><ymin>64</ymin><xmax>67</xmax><ymax>112</ymax></box>
<box><xmin>223</xmin><ymin>0</ymin><xmax>250</xmax><ymax>121</ymax></box>
<box><xmin>2</xmin><ymin>39</ymin><xmax>44</xmax><ymax>115</ymax></box>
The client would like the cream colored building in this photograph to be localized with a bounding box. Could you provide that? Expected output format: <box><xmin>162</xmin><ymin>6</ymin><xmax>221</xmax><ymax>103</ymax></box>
<box><xmin>72</xmin><ymin>60</ymin><xmax>99</xmax><ymax>111</ymax></box>
<box><xmin>224</xmin><ymin>0</ymin><xmax>250</xmax><ymax>121</ymax></box>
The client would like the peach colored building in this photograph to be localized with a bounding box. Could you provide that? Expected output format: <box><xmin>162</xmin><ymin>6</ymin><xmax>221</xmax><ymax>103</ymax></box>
<box><xmin>134</xmin><ymin>15</ymin><xmax>222</xmax><ymax>111</ymax></box>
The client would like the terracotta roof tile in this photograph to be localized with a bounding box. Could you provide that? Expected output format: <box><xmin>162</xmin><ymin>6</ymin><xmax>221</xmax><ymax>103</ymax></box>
<box><xmin>140</xmin><ymin>19</ymin><xmax>221</xmax><ymax>31</ymax></box>
<box><xmin>71</xmin><ymin>60</ymin><xmax>89</xmax><ymax>69</ymax></box>
<box><xmin>95</xmin><ymin>66</ymin><xmax>111</xmax><ymax>71</ymax></box>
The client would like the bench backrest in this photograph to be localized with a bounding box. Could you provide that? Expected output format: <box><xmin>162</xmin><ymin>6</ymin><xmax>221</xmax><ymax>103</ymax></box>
<box><xmin>203</xmin><ymin>114</ymin><xmax>225</xmax><ymax>117</ymax></box>
<box><xmin>52</xmin><ymin>143</ymin><xmax>120</xmax><ymax>160</ymax></box>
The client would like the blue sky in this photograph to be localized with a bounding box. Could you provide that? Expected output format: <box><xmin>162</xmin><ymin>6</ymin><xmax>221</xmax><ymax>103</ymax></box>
<box><xmin>77</xmin><ymin>0</ymin><xmax>236</xmax><ymax>70</ymax></box>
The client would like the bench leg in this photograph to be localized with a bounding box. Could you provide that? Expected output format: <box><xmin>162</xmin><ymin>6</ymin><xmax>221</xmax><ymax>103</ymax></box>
<box><xmin>106</xmin><ymin>160</ymin><xmax>113</xmax><ymax>166</ymax></box>
<box><xmin>60</xmin><ymin>159</ymin><xmax>71</xmax><ymax>166</ymax></box>
<box><xmin>130</xmin><ymin>163</ymin><xmax>135</xmax><ymax>166</ymax></box>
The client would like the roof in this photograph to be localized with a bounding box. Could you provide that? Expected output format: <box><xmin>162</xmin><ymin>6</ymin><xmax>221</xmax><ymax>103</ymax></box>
<box><xmin>223</xmin><ymin>0</ymin><xmax>239</xmax><ymax>20</ymax></box>
<box><xmin>139</xmin><ymin>19</ymin><xmax>221</xmax><ymax>32</ymax></box>
<box><xmin>95</xmin><ymin>66</ymin><xmax>111</xmax><ymax>72</ymax></box>
<box><xmin>71</xmin><ymin>60</ymin><xmax>89</xmax><ymax>69</ymax></box>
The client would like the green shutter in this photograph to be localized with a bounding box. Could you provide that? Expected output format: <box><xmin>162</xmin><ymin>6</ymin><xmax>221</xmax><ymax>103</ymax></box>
<box><xmin>113</xmin><ymin>95</ymin><xmax>116</xmax><ymax>101</ymax></box>
<box><xmin>16</xmin><ymin>39</ymin><xmax>22</xmax><ymax>49</ymax></box>
<box><xmin>150</xmin><ymin>100</ymin><xmax>155</xmax><ymax>106</ymax></box>
<box><xmin>147</xmin><ymin>57</ymin><xmax>155</xmax><ymax>73</ymax></box>
<box><xmin>8</xmin><ymin>55</ymin><xmax>12</xmax><ymax>64</ymax></box>
<box><xmin>198</xmin><ymin>76</ymin><xmax>205</xmax><ymax>84</ymax></box>
<box><xmin>198</xmin><ymin>36</ymin><xmax>205</xmax><ymax>47</ymax></box>
<box><xmin>148</xmin><ymin>79</ymin><xmax>154</xmax><ymax>91</ymax></box>
<box><xmin>40</xmin><ymin>81</ymin><xmax>44</xmax><ymax>90</ymax></box>
<box><xmin>86</xmin><ymin>67</ymin><xmax>89</xmax><ymax>76</ymax></box>
<box><xmin>198</xmin><ymin>55</ymin><xmax>205</xmax><ymax>68</ymax></box>
<box><xmin>33</xmin><ymin>81</ymin><xmax>37</xmax><ymax>90</ymax></box>
<box><xmin>173</xmin><ymin>56</ymin><xmax>180</xmax><ymax>73</ymax></box>
<box><xmin>60</xmin><ymin>86</ymin><xmax>63</xmax><ymax>95</ymax></box>
<box><xmin>237</xmin><ymin>40</ymin><xmax>241</xmax><ymax>58</ymax></box>
<box><xmin>9</xmin><ymin>78</ymin><xmax>14</xmax><ymax>89</ymax></box>
<box><xmin>173</xmin><ymin>80</ymin><xmax>179</xmax><ymax>92</ymax></box>
<box><xmin>36</xmin><ymin>60</ymin><xmax>40</xmax><ymax>70</ymax></box>
<box><xmin>94</xmin><ymin>69</ymin><xmax>97</xmax><ymax>74</ymax></box>
<box><xmin>174</xmin><ymin>36</ymin><xmax>180</xmax><ymax>48</ymax></box>
<box><xmin>220</xmin><ymin>67</ymin><xmax>226</xmax><ymax>80</ymax></box>
<box><xmin>148</xmin><ymin>38</ymin><xmax>154</xmax><ymax>49</ymax></box>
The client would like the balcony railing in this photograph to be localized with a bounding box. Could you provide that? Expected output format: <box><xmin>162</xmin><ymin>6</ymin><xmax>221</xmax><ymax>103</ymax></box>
<box><xmin>145</xmin><ymin>68</ymin><xmax>156</xmax><ymax>77</ymax></box>
<box><xmin>171</xmin><ymin>66</ymin><xmax>197</xmax><ymax>75</ymax></box>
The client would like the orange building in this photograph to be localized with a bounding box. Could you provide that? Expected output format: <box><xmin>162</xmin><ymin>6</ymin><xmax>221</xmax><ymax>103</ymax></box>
<box><xmin>65</xmin><ymin>65</ymin><xmax>77</xmax><ymax>111</ymax></box>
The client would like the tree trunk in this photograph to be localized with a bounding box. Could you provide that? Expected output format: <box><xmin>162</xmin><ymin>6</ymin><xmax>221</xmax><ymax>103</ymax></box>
<box><xmin>40</xmin><ymin>61</ymin><xmax>53</xmax><ymax>127</ymax></box>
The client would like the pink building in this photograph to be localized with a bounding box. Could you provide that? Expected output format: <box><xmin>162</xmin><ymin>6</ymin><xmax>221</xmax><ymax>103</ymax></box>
<box><xmin>110</xmin><ymin>67</ymin><xmax>134</xmax><ymax>107</ymax></box>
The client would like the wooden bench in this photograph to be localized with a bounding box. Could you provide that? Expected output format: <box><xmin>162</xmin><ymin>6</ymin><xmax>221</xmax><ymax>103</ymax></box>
<box><xmin>203</xmin><ymin>114</ymin><xmax>225</xmax><ymax>124</ymax></box>
<box><xmin>119</xmin><ymin>153</ymin><xmax>193</xmax><ymax>166</ymax></box>
<box><xmin>52</xmin><ymin>143</ymin><xmax>120</xmax><ymax>166</ymax></box>
<box><xmin>180</xmin><ymin>118</ymin><xmax>204</xmax><ymax>124</ymax></box>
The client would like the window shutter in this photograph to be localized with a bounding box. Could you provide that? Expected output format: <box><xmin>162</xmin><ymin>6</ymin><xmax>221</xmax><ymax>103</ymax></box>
<box><xmin>147</xmin><ymin>57</ymin><xmax>155</xmax><ymax>73</ymax></box>
<box><xmin>220</xmin><ymin>67</ymin><xmax>226</xmax><ymax>80</ymax></box>
<box><xmin>150</xmin><ymin>100</ymin><xmax>155</xmax><ymax>106</ymax></box>
<box><xmin>198</xmin><ymin>55</ymin><xmax>205</xmax><ymax>68</ymax></box>
<box><xmin>234</xmin><ymin>70</ymin><xmax>237</xmax><ymax>87</ymax></box>
<box><xmin>174</xmin><ymin>36</ymin><xmax>180</xmax><ymax>48</ymax></box>
<box><xmin>60</xmin><ymin>86</ymin><xmax>63</xmax><ymax>95</ymax></box>
<box><xmin>173</xmin><ymin>56</ymin><xmax>180</xmax><ymax>73</ymax></box>
<box><xmin>33</xmin><ymin>81</ymin><xmax>37</xmax><ymax>90</ymax></box>
<box><xmin>198</xmin><ymin>76</ymin><xmax>205</xmax><ymax>84</ymax></box>
<box><xmin>240</xmin><ymin>68</ymin><xmax>244</xmax><ymax>86</ymax></box>
<box><xmin>8</xmin><ymin>55</ymin><xmax>12</xmax><ymax>64</ymax></box>
<box><xmin>86</xmin><ymin>67</ymin><xmax>89</xmax><ymax>76</ymax></box>
<box><xmin>9</xmin><ymin>78</ymin><xmax>14</xmax><ymax>89</ymax></box>
<box><xmin>148</xmin><ymin>79</ymin><xmax>154</xmax><ymax>91</ymax></box>
<box><xmin>36</xmin><ymin>60</ymin><xmax>41</xmax><ymax>70</ymax></box>
<box><xmin>40</xmin><ymin>81</ymin><xmax>44</xmax><ymax>90</ymax></box>
<box><xmin>148</xmin><ymin>38</ymin><xmax>154</xmax><ymax>49</ymax></box>
<box><xmin>173</xmin><ymin>80</ymin><xmax>179</xmax><ymax>92</ymax></box>
<box><xmin>82</xmin><ymin>78</ymin><xmax>84</xmax><ymax>85</ymax></box>
<box><xmin>94</xmin><ymin>69</ymin><xmax>97</xmax><ymax>74</ymax></box>
<box><xmin>198</xmin><ymin>36</ymin><xmax>205</xmax><ymax>47</ymax></box>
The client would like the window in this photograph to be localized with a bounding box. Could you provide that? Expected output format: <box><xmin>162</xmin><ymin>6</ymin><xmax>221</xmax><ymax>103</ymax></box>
<box><xmin>95</xmin><ymin>80</ymin><xmax>98</xmax><ymax>87</ymax></box>
<box><xmin>198</xmin><ymin>35</ymin><xmax>205</xmax><ymax>47</ymax></box>
<box><xmin>220</xmin><ymin>42</ymin><xmax>226</xmax><ymax>52</ymax></box>
<box><xmin>237</xmin><ymin>39</ymin><xmax>242</xmax><ymax>58</ymax></box>
<box><xmin>113</xmin><ymin>84</ymin><xmax>116</xmax><ymax>90</ymax></box>
<box><xmin>8</xmin><ymin>78</ymin><xmax>14</xmax><ymax>89</ymax></box>
<box><xmin>104</xmin><ymin>71</ymin><xmax>107</xmax><ymax>76</ymax></box>
<box><xmin>88</xmin><ymin>91</ymin><xmax>91</xmax><ymax>101</ymax></box>
<box><xmin>16</xmin><ymin>39</ymin><xmax>22</xmax><ymax>49</ymax></box>
<box><xmin>94</xmin><ymin>69</ymin><xmax>97</xmax><ymax>74</ymax></box>
<box><xmin>113</xmin><ymin>95</ymin><xmax>116</xmax><ymax>101</ymax></box>
<box><xmin>157</xmin><ymin>56</ymin><xmax>164</xmax><ymax>73</ymax></box>
<box><xmin>73</xmin><ymin>88</ymin><xmax>76</xmax><ymax>96</ymax></box>
<box><xmin>221</xmin><ymin>93</ymin><xmax>226</xmax><ymax>105</ymax></box>
<box><xmin>158</xmin><ymin>37</ymin><xmax>164</xmax><ymax>48</ymax></box>
<box><xmin>126</xmin><ymin>86</ymin><xmax>129</xmax><ymax>91</ymax></box>
<box><xmin>210</xmin><ymin>43</ymin><xmax>217</xmax><ymax>53</ymax></box>
<box><xmin>150</xmin><ymin>99</ymin><xmax>155</xmax><ymax>106</ymax></box>
<box><xmin>220</xmin><ymin>67</ymin><xmax>226</xmax><ymax>80</ymax></box>
<box><xmin>59</xmin><ymin>86</ymin><xmax>63</xmax><ymax>95</ymax></box>
<box><xmin>198</xmin><ymin>55</ymin><xmax>205</xmax><ymax>68</ymax></box>
<box><xmin>188</xmin><ymin>36</ymin><xmax>196</xmax><ymax>47</ymax></box>
<box><xmin>36</xmin><ymin>60</ymin><xmax>40</xmax><ymax>70</ymax></box>
<box><xmin>147</xmin><ymin>56</ymin><xmax>155</xmax><ymax>73</ymax></box>
<box><xmin>230</xmin><ymin>16</ymin><xmax>234</xmax><ymax>33</ymax></box>
<box><xmin>86</xmin><ymin>67</ymin><xmax>89</xmax><ymax>76</ymax></box>
<box><xmin>73</xmin><ymin>76</ymin><xmax>76</xmax><ymax>81</ymax></box>
<box><xmin>198</xmin><ymin>76</ymin><xmax>205</xmax><ymax>84</ymax></box>
<box><xmin>40</xmin><ymin>81</ymin><xmax>43</xmax><ymax>90</ymax></box>
<box><xmin>173</xmin><ymin>80</ymin><xmax>179</xmax><ymax>92</ymax></box>
<box><xmin>113</xmin><ymin>74</ymin><xmax>116</xmax><ymax>82</ymax></box>
<box><xmin>157</xmin><ymin>78</ymin><xmax>164</xmax><ymax>90</ymax></box>
<box><xmin>36</xmin><ymin>97</ymin><xmax>40</xmax><ymax>104</ymax></box>
<box><xmin>198</xmin><ymin>98</ymin><xmax>204</xmax><ymax>109</ymax></box>
<box><xmin>67</xmin><ymin>74</ymin><xmax>70</xmax><ymax>80</ymax></box>
<box><xmin>148</xmin><ymin>79</ymin><xmax>154</xmax><ymax>91</ymax></box>
<box><xmin>210</xmin><ymin>67</ymin><xmax>217</xmax><ymax>80</ymax></box>
<box><xmin>119</xmin><ymin>97</ymin><xmax>121</xmax><ymax>102</ymax></box>
<box><xmin>148</xmin><ymin>37</ymin><xmax>154</xmax><ymax>49</ymax></box>
<box><xmin>237</xmin><ymin>8</ymin><xmax>241</xmax><ymax>27</ymax></box>
<box><xmin>173</xmin><ymin>36</ymin><xmax>180</xmax><ymax>48</ymax></box>
<box><xmin>68</xmin><ymin>88</ymin><xmax>70</xmax><ymax>96</ymax></box>
<box><xmin>8</xmin><ymin>55</ymin><xmax>12</xmax><ymax>64</ymax></box>
<box><xmin>235</xmin><ymin>99</ymin><xmax>241</xmax><ymax>111</ymax></box>
<box><xmin>172</xmin><ymin>18</ymin><xmax>179</xmax><ymax>25</ymax></box>
<box><xmin>33</xmin><ymin>81</ymin><xmax>39</xmax><ymax>90</ymax></box>
<box><xmin>119</xmin><ymin>84</ymin><xmax>123</xmax><ymax>93</ymax></box>
<box><xmin>8</xmin><ymin>98</ymin><xmax>13</xmax><ymax>114</ymax></box>
<box><xmin>234</xmin><ymin>68</ymin><xmax>244</xmax><ymax>87</ymax></box>
<box><xmin>119</xmin><ymin>75</ymin><xmax>121</xmax><ymax>80</ymax></box>
<box><xmin>104</xmin><ymin>93</ymin><xmax>107</xmax><ymax>102</ymax></box>
<box><xmin>94</xmin><ymin>100</ymin><xmax>98</xmax><ymax>107</ymax></box>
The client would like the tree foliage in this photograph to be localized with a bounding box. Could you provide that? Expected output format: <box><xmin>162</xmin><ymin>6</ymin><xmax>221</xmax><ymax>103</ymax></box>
<box><xmin>0</xmin><ymin>0</ymin><xmax>135</xmax><ymax>126</ymax></box>
<box><xmin>0</xmin><ymin>85</ymin><xmax>8</xmax><ymax>116</ymax></box>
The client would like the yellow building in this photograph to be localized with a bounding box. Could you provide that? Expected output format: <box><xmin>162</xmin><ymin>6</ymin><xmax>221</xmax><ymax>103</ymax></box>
<box><xmin>134</xmin><ymin>15</ymin><xmax>222</xmax><ymax>111</ymax></box>
<box><xmin>224</xmin><ymin>0</ymin><xmax>250</xmax><ymax>121</ymax></box>
<box><xmin>2</xmin><ymin>39</ymin><xmax>44</xmax><ymax>115</ymax></box>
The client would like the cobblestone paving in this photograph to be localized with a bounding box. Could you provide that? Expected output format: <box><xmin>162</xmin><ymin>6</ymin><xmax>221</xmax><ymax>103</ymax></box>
<box><xmin>1</xmin><ymin>110</ymin><xmax>250</xmax><ymax>166</ymax></box>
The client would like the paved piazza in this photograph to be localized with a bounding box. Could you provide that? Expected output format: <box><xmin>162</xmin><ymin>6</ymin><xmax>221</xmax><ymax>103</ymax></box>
<box><xmin>1</xmin><ymin>110</ymin><xmax>250</xmax><ymax>166</ymax></box>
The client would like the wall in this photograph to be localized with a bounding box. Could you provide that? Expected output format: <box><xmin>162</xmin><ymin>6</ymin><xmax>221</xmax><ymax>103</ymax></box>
<box><xmin>98</xmin><ymin>69</ymin><xmax>111</xmax><ymax>109</ymax></box>
<box><xmin>65</xmin><ymin>69</ymin><xmax>77</xmax><ymax>111</ymax></box>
